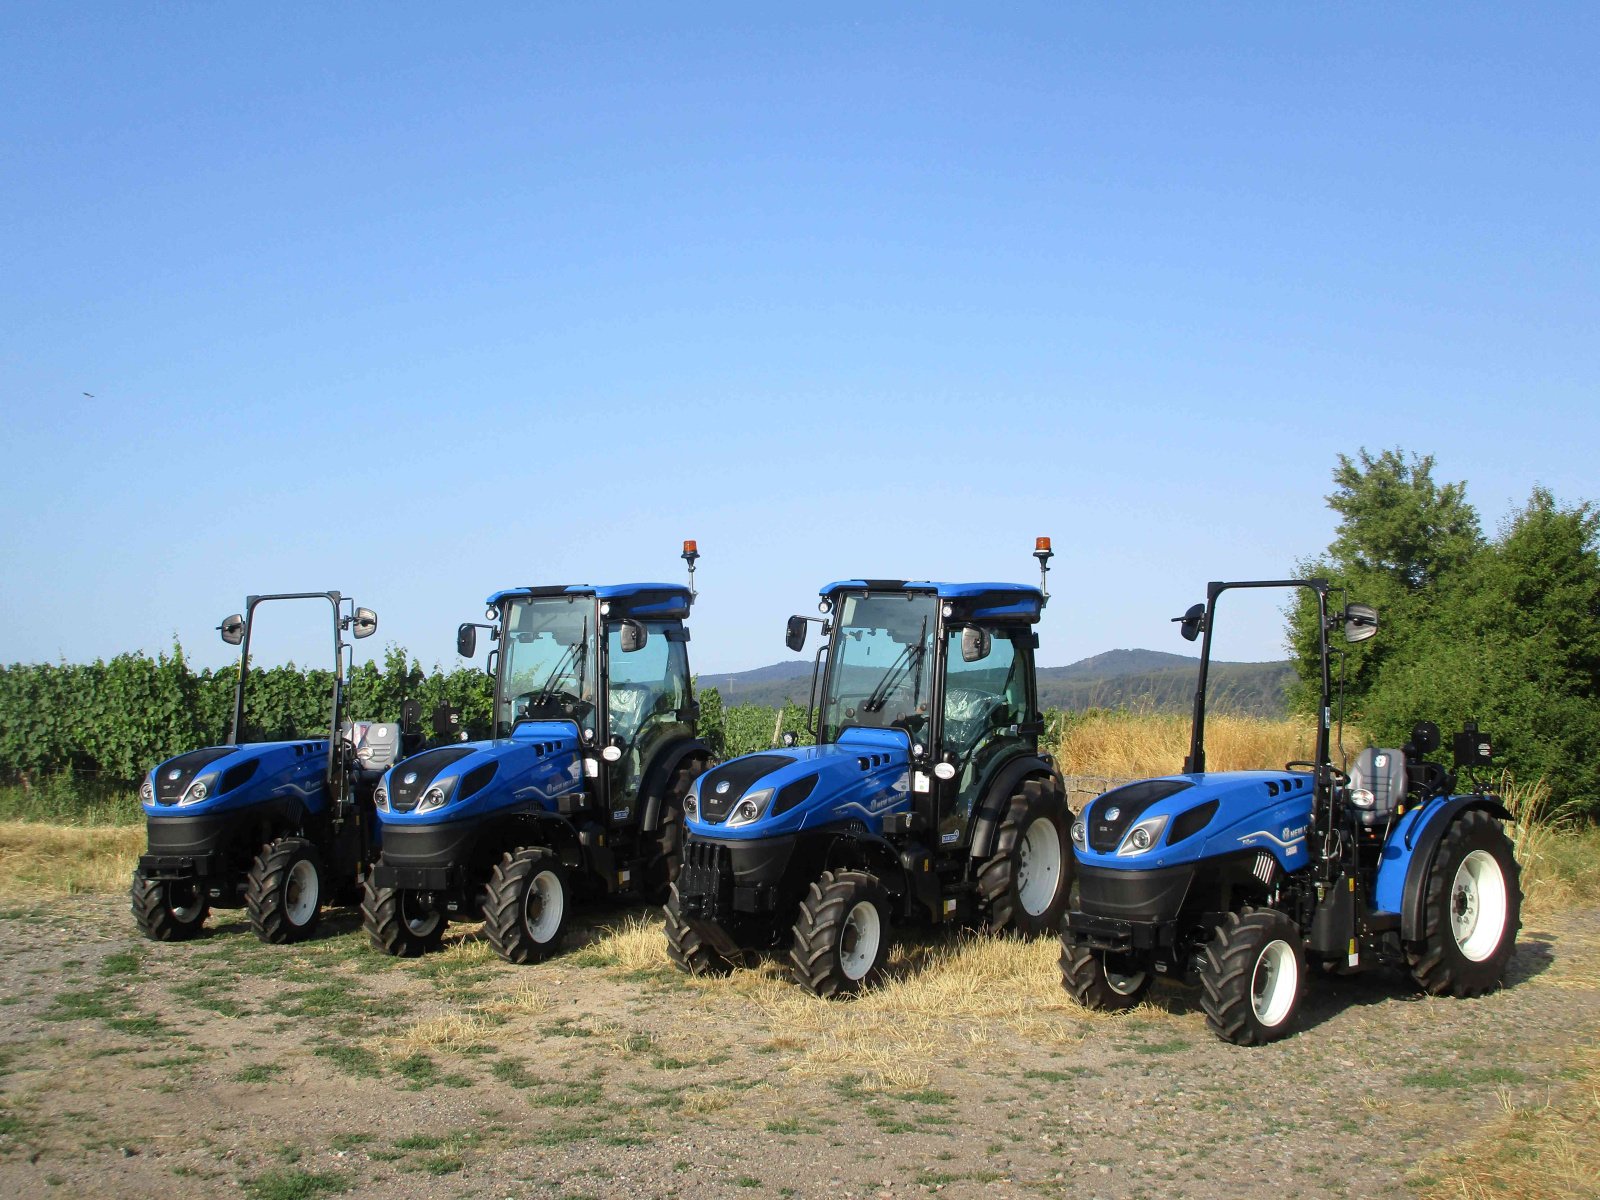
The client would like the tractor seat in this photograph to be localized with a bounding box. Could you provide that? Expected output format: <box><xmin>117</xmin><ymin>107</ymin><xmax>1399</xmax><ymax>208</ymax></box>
<box><xmin>342</xmin><ymin>720</ymin><xmax>403</xmax><ymax>777</ymax></box>
<box><xmin>944</xmin><ymin>687</ymin><xmax>999</xmax><ymax>749</ymax></box>
<box><xmin>1347</xmin><ymin>746</ymin><xmax>1407</xmax><ymax>828</ymax></box>
<box><xmin>607</xmin><ymin>685</ymin><xmax>651</xmax><ymax>740</ymax></box>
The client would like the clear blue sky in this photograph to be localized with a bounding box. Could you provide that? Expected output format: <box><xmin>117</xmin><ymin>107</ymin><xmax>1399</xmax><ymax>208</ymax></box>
<box><xmin>2</xmin><ymin>4</ymin><xmax>1595</xmax><ymax>676</ymax></box>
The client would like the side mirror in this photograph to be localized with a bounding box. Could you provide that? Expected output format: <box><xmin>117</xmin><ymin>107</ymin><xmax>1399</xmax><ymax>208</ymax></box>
<box><xmin>1344</xmin><ymin>603</ymin><xmax>1378</xmax><ymax>643</ymax></box>
<box><xmin>457</xmin><ymin>623</ymin><xmax>477</xmax><ymax>658</ymax></box>
<box><xmin>619</xmin><ymin>619</ymin><xmax>648</xmax><ymax>653</ymax></box>
<box><xmin>432</xmin><ymin>703</ymin><xmax>462</xmax><ymax>739</ymax></box>
<box><xmin>352</xmin><ymin>608</ymin><xmax>378</xmax><ymax>639</ymax></box>
<box><xmin>785</xmin><ymin>615</ymin><xmax>808</xmax><ymax>653</ymax></box>
<box><xmin>960</xmin><ymin>626</ymin><xmax>992</xmax><ymax>663</ymax></box>
<box><xmin>219</xmin><ymin>614</ymin><xmax>245</xmax><ymax>646</ymax></box>
<box><xmin>1174</xmin><ymin>602</ymin><xmax>1205</xmax><ymax>643</ymax></box>
<box><xmin>399</xmin><ymin>698</ymin><xmax>421</xmax><ymax>734</ymax></box>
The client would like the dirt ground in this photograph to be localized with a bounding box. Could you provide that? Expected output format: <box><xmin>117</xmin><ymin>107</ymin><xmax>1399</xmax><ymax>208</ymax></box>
<box><xmin>0</xmin><ymin>893</ymin><xmax>1595</xmax><ymax>1200</ymax></box>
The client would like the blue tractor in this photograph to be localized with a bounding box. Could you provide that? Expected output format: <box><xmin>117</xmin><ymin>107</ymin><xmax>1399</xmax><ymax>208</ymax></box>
<box><xmin>666</xmin><ymin>540</ymin><xmax>1074</xmax><ymax>997</ymax></box>
<box><xmin>132</xmin><ymin>592</ymin><xmax>400</xmax><ymax>943</ymax></box>
<box><xmin>1060</xmin><ymin>578</ymin><xmax>1522</xmax><ymax>1044</ymax></box>
<box><xmin>362</xmin><ymin>544</ymin><xmax>713</xmax><ymax>963</ymax></box>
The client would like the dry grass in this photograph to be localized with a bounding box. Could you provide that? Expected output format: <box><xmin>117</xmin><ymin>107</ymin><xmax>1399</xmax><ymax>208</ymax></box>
<box><xmin>387</xmin><ymin>1010</ymin><xmax>497</xmax><ymax>1054</ymax></box>
<box><xmin>0</xmin><ymin>821</ymin><xmax>143</xmax><ymax>899</ymax></box>
<box><xmin>1499</xmin><ymin>773</ymin><xmax>1600</xmax><ymax>916</ymax></box>
<box><xmin>1054</xmin><ymin>710</ymin><xmax>1349</xmax><ymax>781</ymax></box>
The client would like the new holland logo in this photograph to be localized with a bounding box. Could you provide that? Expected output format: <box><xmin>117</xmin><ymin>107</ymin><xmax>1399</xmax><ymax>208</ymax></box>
<box><xmin>167</xmin><ymin>769</ymin><xmax>181</xmax><ymax>781</ymax></box>
<box><xmin>1105</xmin><ymin>806</ymin><xmax>1121</xmax><ymax>821</ymax></box>
<box><xmin>403</xmin><ymin>772</ymin><xmax>418</xmax><ymax>785</ymax></box>
<box><xmin>715</xmin><ymin>780</ymin><xmax>731</xmax><ymax>795</ymax></box>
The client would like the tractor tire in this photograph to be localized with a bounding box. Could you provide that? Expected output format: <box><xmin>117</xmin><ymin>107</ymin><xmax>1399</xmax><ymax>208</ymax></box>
<box><xmin>663</xmin><ymin>884</ymin><xmax>734</xmax><ymax>977</ymax></box>
<box><xmin>977</xmin><ymin>777</ymin><xmax>1074</xmax><ymax>937</ymax></box>
<box><xmin>645</xmin><ymin>757</ymin><xmax>706</xmax><ymax>904</ymax></box>
<box><xmin>789</xmin><ymin>869</ymin><xmax>891</xmax><ymax>998</ymax></box>
<box><xmin>361</xmin><ymin>879</ymin><xmax>447</xmax><ymax>958</ymax></box>
<box><xmin>1058</xmin><ymin>940</ymin><xmax>1151</xmax><ymax>1011</ymax></box>
<box><xmin>1197</xmin><ymin>907</ymin><xmax>1305</xmax><ymax>1046</ymax></box>
<box><xmin>1408</xmin><ymin>808</ymin><xmax>1522</xmax><ymax>997</ymax></box>
<box><xmin>130</xmin><ymin>870</ymin><xmax>209</xmax><ymax>942</ymax></box>
<box><xmin>481</xmin><ymin>847</ymin><xmax>570</xmax><ymax>965</ymax></box>
<box><xmin>245</xmin><ymin>838</ymin><xmax>324</xmax><ymax>944</ymax></box>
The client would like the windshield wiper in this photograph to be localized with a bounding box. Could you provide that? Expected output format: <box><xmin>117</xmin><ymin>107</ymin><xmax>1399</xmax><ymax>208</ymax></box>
<box><xmin>532</xmin><ymin>619</ymin><xmax>588</xmax><ymax>711</ymax></box>
<box><xmin>862</xmin><ymin>619</ymin><xmax>928</xmax><ymax>713</ymax></box>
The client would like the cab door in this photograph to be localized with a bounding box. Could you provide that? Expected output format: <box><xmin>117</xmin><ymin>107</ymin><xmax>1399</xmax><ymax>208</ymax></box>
<box><xmin>938</xmin><ymin>626</ymin><xmax>1032</xmax><ymax>844</ymax></box>
<box><xmin>603</xmin><ymin>621</ymin><xmax>692</xmax><ymax>823</ymax></box>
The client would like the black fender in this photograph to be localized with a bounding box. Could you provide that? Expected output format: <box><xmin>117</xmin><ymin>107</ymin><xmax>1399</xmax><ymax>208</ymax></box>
<box><xmin>967</xmin><ymin>754</ymin><xmax>1064</xmax><ymax>862</ymax></box>
<box><xmin>1399</xmin><ymin>795</ymin><xmax>1513</xmax><ymax>943</ymax></box>
<box><xmin>820</xmin><ymin>828</ymin><xmax>906</xmax><ymax>892</ymax></box>
<box><xmin>638</xmin><ymin>738</ymin><xmax>715</xmax><ymax>833</ymax></box>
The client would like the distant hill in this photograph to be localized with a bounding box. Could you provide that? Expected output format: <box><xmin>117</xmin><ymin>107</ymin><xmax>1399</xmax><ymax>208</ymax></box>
<box><xmin>701</xmin><ymin>650</ymin><xmax>1295</xmax><ymax>717</ymax></box>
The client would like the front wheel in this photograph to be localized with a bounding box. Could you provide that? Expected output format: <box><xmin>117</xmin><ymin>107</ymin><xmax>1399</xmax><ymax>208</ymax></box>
<box><xmin>1197</xmin><ymin>907</ymin><xmax>1304</xmax><ymax>1046</ymax></box>
<box><xmin>977</xmin><ymin>777</ymin><xmax>1074</xmax><ymax>936</ymax></box>
<box><xmin>1408</xmin><ymin>809</ymin><xmax>1522</xmax><ymax>997</ymax></box>
<box><xmin>130</xmin><ymin>871</ymin><xmax>209</xmax><ymax>942</ymax></box>
<box><xmin>361</xmin><ymin>879</ymin><xmax>448</xmax><ymax>957</ymax></box>
<box><xmin>245</xmin><ymin>838</ymin><xmax>324</xmax><ymax>944</ymax></box>
<box><xmin>663</xmin><ymin>884</ymin><xmax>734</xmax><ymax>977</ymax></box>
<box><xmin>481</xmin><ymin>847</ymin><xmax>571</xmax><ymax>964</ymax></box>
<box><xmin>789</xmin><ymin>869</ymin><xmax>891</xmax><ymax>998</ymax></box>
<box><xmin>1058</xmin><ymin>940</ymin><xmax>1151</xmax><ymax>1011</ymax></box>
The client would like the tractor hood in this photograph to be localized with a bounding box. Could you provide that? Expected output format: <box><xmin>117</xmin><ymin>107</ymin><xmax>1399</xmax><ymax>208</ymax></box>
<box><xmin>1075</xmin><ymin>769</ymin><xmax>1316</xmax><ymax>873</ymax></box>
<box><xmin>142</xmin><ymin>740</ymin><xmax>329</xmax><ymax>816</ymax></box>
<box><xmin>379</xmin><ymin>720</ymin><xmax>582</xmax><ymax>824</ymax></box>
<box><xmin>684</xmin><ymin>726</ymin><xmax>912</xmax><ymax>840</ymax></box>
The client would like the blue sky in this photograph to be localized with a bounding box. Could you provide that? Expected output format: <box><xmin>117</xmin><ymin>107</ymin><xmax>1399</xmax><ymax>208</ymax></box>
<box><xmin>2</xmin><ymin>4</ymin><xmax>1595</xmax><ymax>676</ymax></box>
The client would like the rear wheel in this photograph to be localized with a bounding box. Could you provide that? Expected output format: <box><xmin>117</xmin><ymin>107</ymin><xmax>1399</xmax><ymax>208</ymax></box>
<box><xmin>482</xmin><ymin>847</ymin><xmax>570</xmax><ymax>964</ymax></box>
<box><xmin>1058</xmin><ymin>940</ymin><xmax>1151</xmax><ymax>1011</ymax></box>
<box><xmin>663</xmin><ymin>884</ymin><xmax>734</xmax><ymax>976</ymax></box>
<box><xmin>978</xmin><ymin>777</ymin><xmax>1074</xmax><ymax>936</ymax></box>
<box><xmin>1198</xmin><ymin>907</ymin><xmax>1304</xmax><ymax>1045</ymax></box>
<box><xmin>130</xmin><ymin>871</ymin><xmax>209</xmax><ymax>941</ymax></box>
<box><xmin>361</xmin><ymin>879</ymin><xmax>448</xmax><ymax>957</ymax></box>
<box><xmin>245</xmin><ymin>838</ymin><xmax>324</xmax><ymax>944</ymax></box>
<box><xmin>789</xmin><ymin>869</ymin><xmax>890</xmax><ymax>998</ymax></box>
<box><xmin>1409</xmin><ymin>809</ymin><xmax>1522</xmax><ymax>997</ymax></box>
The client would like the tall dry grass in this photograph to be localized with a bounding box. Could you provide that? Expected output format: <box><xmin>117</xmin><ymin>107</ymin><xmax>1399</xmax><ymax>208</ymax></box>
<box><xmin>1054</xmin><ymin>709</ymin><xmax>1350</xmax><ymax>782</ymax></box>
<box><xmin>0</xmin><ymin>821</ymin><xmax>144</xmax><ymax>900</ymax></box>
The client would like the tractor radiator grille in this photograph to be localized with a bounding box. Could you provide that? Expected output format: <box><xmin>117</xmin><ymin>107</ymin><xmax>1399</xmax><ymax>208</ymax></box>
<box><xmin>677</xmin><ymin>840</ymin><xmax>733</xmax><ymax>921</ymax></box>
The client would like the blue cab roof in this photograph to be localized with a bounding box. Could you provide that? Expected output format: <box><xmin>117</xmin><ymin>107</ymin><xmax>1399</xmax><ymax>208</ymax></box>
<box><xmin>485</xmin><ymin>583</ymin><xmax>693</xmax><ymax>619</ymax></box>
<box><xmin>820</xmin><ymin>580</ymin><xmax>1045</xmax><ymax>622</ymax></box>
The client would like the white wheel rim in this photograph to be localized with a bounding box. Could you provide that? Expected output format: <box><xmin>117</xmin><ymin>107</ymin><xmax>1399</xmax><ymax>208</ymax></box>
<box><xmin>1016</xmin><ymin>817</ymin><xmax>1064</xmax><ymax>917</ymax></box>
<box><xmin>284</xmin><ymin>859</ymin><xmax>319</xmax><ymax>926</ymax></box>
<box><xmin>402</xmin><ymin>893</ymin><xmax>442</xmax><ymax>937</ymax></box>
<box><xmin>838</xmin><ymin>899</ymin><xmax>882</xmax><ymax>981</ymax></box>
<box><xmin>1250</xmin><ymin>939</ymin><xmax>1298</xmax><ymax>1027</ymax></box>
<box><xmin>1105</xmin><ymin>962</ymin><xmax>1147</xmax><ymax>997</ymax></box>
<box><xmin>169</xmin><ymin>884</ymin><xmax>203</xmax><ymax>923</ymax></box>
<box><xmin>1452</xmin><ymin>849</ymin><xmax>1508</xmax><ymax>962</ymax></box>
<box><xmin>524</xmin><ymin>869</ymin><xmax>564</xmax><ymax>943</ymax></box>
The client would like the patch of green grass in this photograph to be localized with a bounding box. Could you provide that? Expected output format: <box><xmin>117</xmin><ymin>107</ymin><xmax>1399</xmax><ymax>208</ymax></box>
<box><xmin>235</xmin><ymin>1063</ymin><xmax>286</xmax><ymax>1083</ymax></box>
<box><xmin>1022</xmin><ymin>1067</ymin><xmax>1093</xmax><ymax>1082</ymax></box>
<box><xmin>1403</xmin><ymin>1065</ymin><xmax>1526</xmax><ymax>1090</ymax></box>
<box><xmin>241</xmin><ymin>1168</ymin><xmax>350</xmax><ymax>1200</ymax></box>
<box><xmin>413</xmin><ymin>1153</ymin><xmax>464</xmax><ymax>1175</ymax></box>
<box><xmin>1131</xmin><ymin>1038</ymin><xmax>1191</xmax><ymax>1056</ymax></box>
<box><xmin>541</xmin><ymin>1017</ymin><xmax>593</xmax><ymax>1038</ymax></box>
<box><xmin>100</xmin><ymin>950</ymin><xmax>143</xmax><ymax>976</ymax></box>
<box><xmin>897</xmin><ymin>1087</ymin><xmax>956</xmax><ymax>1105</ymax></box>
<box><xmin>312</xmin><ymin>1043</ymin><xmax>382</xmax><ymax>1079</ymax></box>
<box><xmin>735</xmin><ymin>1176</ymin><xmax>761</xmax><ymax>1188</ymax></box>
<box><xmin>171</xmin><ymin>977</ymin><xmax>249</xmax><ymax>1019</ymax></box>
<box><xmin>391</xmin><ymin>1053</ymin><xmax>441</xmax><ymax>1089</ymax></box>
<box><xmin>491</xmin><ymin>1058</ymin><xmax>538</xmax><ymax>1089</ymax></box>
<box><xmin>526</xmin><ymin>1080</ymin><xmax>604</xmax><ymax>1109</ymax></box>
<box><xmin>106</xmin><ymin>1014</ymin><xmax>173</xmax><ymax>1038</ymax></box>
<box><xmin>327</xmin><ymin>1132</ymin><xmax>372</xmax><ymax>1151</ymax></box>
<box><xmin>44</xmin><ymin>984</ymin><xmax>120</xmax><ymax>1022</ymax></box>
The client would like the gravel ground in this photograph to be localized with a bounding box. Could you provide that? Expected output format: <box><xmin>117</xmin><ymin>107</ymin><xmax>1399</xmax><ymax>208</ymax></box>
<box><xmin>0</xmin><ymin>893</ymin><xmax>1594</xmax><ymax>1200</ymax></box>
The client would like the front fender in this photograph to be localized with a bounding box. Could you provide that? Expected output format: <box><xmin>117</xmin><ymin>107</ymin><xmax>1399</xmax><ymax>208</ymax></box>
<box><xmin>967</xmin><ymin>754</ymin><xmax>1061</xmax><ymax>861</ymax></box>
<box><xmin>1372</xmin><ymin>795</ymin><xmax>1512</xmax><ymax>939</ymax></box>
<box><xmin>638</xmin><ymin>738</ymin><xmax>714</xmax><ymax>833</ymax></box>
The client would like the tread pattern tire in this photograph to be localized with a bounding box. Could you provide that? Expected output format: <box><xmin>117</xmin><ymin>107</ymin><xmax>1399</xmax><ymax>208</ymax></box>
<box><xmin>1408</xmin><ymin>808</ymin><xmax>1522</xmax><ymax>997</ymax></box>
<box><xmin>481</xmin><ymin>846</ymin><xmax>570</xmax><ymax>965</ymax></box>
<box><xmin>646</xmin><ymin>757</ymin><xmax>706</xmax><ymax>904</ymax></box>
<box><xmin>1058</xmin><ymin>940</ymin><xmax>1151</xmax><ymax>1011</ymax></box>
<box><xmin>130</xmin><ymin>871</ymin><xmax>209</xmax><ymax>942</ymax></box>
<box><xmin>976</xmin><ymin>777</ymin><xmax>1073</xmax><ymax>937</ymax></box>
<box><xmin>1198</xmin><ymin>907</ymin><xmax>1304</xmax><ymax>1046</ymax></box>
<box><xmin>361</xmin><ymin>878</ymin><xmax>447</xmax><ymax>958</ymax></box>
<box><xmin>789</xmin><ymin>869</ymin><xmax>890</xmax><ymax>998</ymax></box>
<box><xmin>245</xmin><ymin>837</ymin><xmax>324</xmax><ymax>944</ymax></box>
<box><xmin>663</xmin><ymin>884</ymin><xmax>733</xmax><ymax>976</ymax></box>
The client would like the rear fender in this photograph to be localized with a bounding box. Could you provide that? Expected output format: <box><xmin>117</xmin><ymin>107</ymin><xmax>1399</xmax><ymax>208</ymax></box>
<box><xmin>967</xmin><ymin>755</ymin><xmax>1061</xmax><ymax>861</ymax></box>
<box><xmin>1375</xmin><ymin>795</ymin><xmax>1512</xmax><ymax>940</ymax></box>
<box><xmin>638</xmin><ymin>738</ymin><xmax>714</xmax><ymax>833</ymax></box>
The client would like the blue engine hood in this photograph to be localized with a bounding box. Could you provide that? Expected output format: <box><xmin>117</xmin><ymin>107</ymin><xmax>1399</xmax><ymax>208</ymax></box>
<box><xmin>143</xmin><ymin>740</ymin><xmax>330</xmax><ymax>817</ymax></box>
<box><xmin>379</xmin><ymin>720</ymin><xmax>582</xmax><ymax>824</ymax></box>
<box><xmin>685</xmin><ymin>726</ymin><xmax>913</xmax><ymax>840</ymax></box>
<box><xmin>1077</xmin><ymin>769</ymin><xmax>1316</xmax><ymax>872</ymax></box>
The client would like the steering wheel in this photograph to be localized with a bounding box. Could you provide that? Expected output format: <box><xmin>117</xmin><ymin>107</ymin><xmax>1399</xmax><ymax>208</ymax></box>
<box><xmin>1285</xmin><ymin>760</ymin><xmax>1350</xmax><ymax>786</ymax></box>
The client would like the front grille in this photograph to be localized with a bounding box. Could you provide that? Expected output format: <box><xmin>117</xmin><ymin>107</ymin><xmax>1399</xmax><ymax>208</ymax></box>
<box><xmin>698</xmin><ymin>754</ymin><xmax>794</xmax><ymax>824</ymax></box>
<box><xmin>389</xmin><ymin>747</ymin><xmax>475</xmax><ymax>812</ymax></box>
<box><xmin>677</xmin><ymin>840</ymin><xmax>733</xmax><ymax>921</ymax></box>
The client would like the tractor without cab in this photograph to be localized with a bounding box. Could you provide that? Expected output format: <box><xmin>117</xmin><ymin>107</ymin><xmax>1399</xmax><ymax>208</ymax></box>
<box><xmin>362</xmin><ymin>543</ymin><xmax>713</xmax><ymax>963</ymax></box>
<box><xmin>667</xmin><ymin>539</ymin><xmax>1074</xmax><ymax>997</ymax></box>
<box><xmin>1060</xmin><ymin>579</ymin><xmax>1522</xmax><ymax>1045</ymax></box>
<box><xmin>132</xmin><ymin>592</ymin><xmax>403</xmax><ymax>943</ymax></box>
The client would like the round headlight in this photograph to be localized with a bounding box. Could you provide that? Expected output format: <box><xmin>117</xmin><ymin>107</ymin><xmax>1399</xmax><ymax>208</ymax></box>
<box><xmin>374</xmin><ymin>785</ymin><xmax>390</xmax><ymax>813</ymax></box>
<box><xmin>1128</xmin><ymin>825</ymin><xmax>1152</xmax><ymax>851</ymax></box>
<box><xmin>818</xmin><ymin>598</ymin><xmax>832</xmax><ymax>614</ymax></box>
<box><xmin>139</xmin><ymin>779</ymin><xmax>154</xmax><ymax>803</ymax></box>
<box><xmin>1071</xmin><ymin>819</ymin><xmax>1086</xmax><ymax>850</ymax></box>
<box><xmin>418</xmin><ymin>785</ymin><xmax>448</xmax><ymax>813</ymax></box>
<box><xmin>187</xmin><ymin>781</ymin><xmax>208</xmax><ymax>802</ymax></box>
<box><xmin>683</xmin><ymin>793</ymin><xmax>698</xmax><ymax>819</ymax></box>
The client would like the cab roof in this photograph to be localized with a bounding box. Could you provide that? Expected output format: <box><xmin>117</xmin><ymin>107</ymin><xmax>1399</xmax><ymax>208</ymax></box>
<box><xmin>820</xmin><ymin>580</ymin><xmax>1045</xmax><ymax>622</ymax></box>
<box><xmin>486</xmin><ymin>583</ymin><xmax>692</xmax><ymax>619</ymax></box>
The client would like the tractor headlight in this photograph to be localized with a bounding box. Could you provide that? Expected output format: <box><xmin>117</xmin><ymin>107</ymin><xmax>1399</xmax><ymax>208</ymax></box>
<box><xmin>139</xmin><ymin>779</ymin><xmax>155</xmax><ymax>803</ymax></box>
<box><xmin>725</xmin><ymin>788</ymin><xmax>775</xmax><ymax>828</ymax></box>
<box><xmin>177</xmin><ymin>776</ymin><xmax>214</xmax><ymax>806</ymax></box>
<box><xmin>682</xmin><ymin>791</ymin><xmax>699</xmax><ymax>821</ymax></box>
<box><xmin>374</xmin><ymin>785</ymin><xmax>390</xmax><ymax>813</ymax></box>
<box><xmin>1350</xmin><ymin>788</ymin><xmax>1375</xmax><ymax>810</ymax></box>
<box><xmin>1117</xmin><ymin>814</ymin><xmax>1169</xmax><ymax>856</ymax></box>
<box><xmin>416</xmin><ymin>781</ymin><xmax>455</xmax><ymax>814</ymax></box>
<box><xmin>1070</xmin><ymin>818</ymin><xmax>1086</xmax><ymax>852</ymax></box>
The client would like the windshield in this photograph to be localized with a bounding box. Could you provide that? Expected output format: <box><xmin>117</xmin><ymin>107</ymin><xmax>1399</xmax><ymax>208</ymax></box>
<box><xmin>496</xmin><ymin>596</ymin><xmax>595</xmax><ymax>737</ymax></box>
<box><xmin>821</xmin><ymin>592</ymin><xmax>938</xmax><ymax>744</ymax></box>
